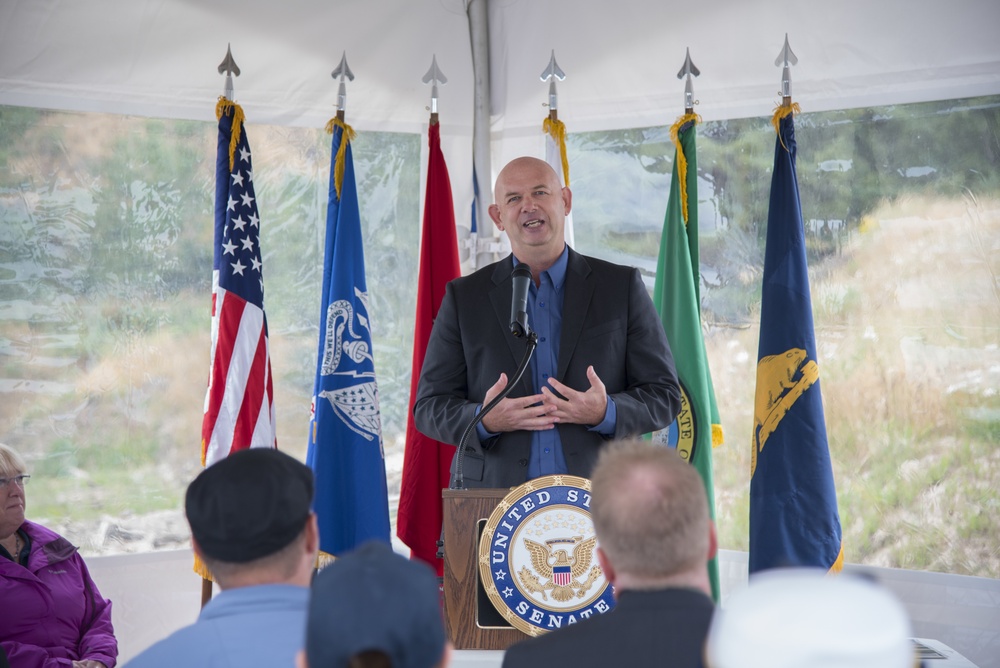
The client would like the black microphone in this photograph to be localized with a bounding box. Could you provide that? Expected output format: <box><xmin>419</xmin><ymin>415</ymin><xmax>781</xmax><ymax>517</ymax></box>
<box><xmin>510</xmin><ymin>263</ymin><xmax>532</xmax><ymax>338</ymax></box>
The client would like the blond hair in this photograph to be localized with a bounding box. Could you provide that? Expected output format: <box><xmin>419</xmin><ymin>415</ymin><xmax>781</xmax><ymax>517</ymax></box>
<box><xmin>590</xmin><ymin>439</ymin><xmax>709</xmax><ymax>579</ymax></box>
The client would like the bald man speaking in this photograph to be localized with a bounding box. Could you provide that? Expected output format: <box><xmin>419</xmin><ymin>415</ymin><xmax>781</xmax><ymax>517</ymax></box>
<box><xmin>414</xmin><ymin>157</ymin><xmax>681</xmax><ymax>488</ymax></box>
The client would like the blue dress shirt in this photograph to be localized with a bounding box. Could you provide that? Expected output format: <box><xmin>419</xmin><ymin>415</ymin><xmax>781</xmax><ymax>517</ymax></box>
<box><xmin>125</xmin><ymin>584</ymin><xmax>309</xmax><ymax>668</ymax></box>
<box><xmin>478</xmin><ymin>247</ymin><xmax>617</xmax><ymax>478</ymax></box>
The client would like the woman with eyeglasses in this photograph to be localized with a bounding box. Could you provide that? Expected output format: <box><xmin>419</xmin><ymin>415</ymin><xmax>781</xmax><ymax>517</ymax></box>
<box><xmin>0</xmin><ymin>443</ymin><xmax>118</xmax><ymax>668</ymax></box>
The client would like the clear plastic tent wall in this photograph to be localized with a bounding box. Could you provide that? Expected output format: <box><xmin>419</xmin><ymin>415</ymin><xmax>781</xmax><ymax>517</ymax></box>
<box><xmin>1</xmin><ymin>1</ymin><xmax>999</xmax><ymax>666</ymax></box>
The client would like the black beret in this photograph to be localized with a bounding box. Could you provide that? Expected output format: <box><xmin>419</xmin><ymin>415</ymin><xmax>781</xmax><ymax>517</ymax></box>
<box><xmin>186</xmin><ymin>448</ymin><xmax>314</xmax><ymax>563</ymax></box>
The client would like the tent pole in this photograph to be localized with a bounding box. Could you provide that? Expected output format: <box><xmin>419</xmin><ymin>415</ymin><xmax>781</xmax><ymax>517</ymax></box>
<box><xmin>467</xmin><ymin>0</ymin><xmax>493</xmax><ymax>270</ymax></box>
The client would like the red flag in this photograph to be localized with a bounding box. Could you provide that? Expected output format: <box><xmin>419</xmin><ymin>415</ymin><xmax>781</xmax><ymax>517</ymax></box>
<box><xmin>397</xmin><ymin>121</ymin><xmax>461</xmax><ymax>575</ymax></box>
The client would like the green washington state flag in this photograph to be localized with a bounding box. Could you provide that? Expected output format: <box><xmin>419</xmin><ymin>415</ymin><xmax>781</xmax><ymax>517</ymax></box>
<box><xmin>652</xmin><ymin>113</ymin><xmax>722</xmax><ymax>601</ymax></box>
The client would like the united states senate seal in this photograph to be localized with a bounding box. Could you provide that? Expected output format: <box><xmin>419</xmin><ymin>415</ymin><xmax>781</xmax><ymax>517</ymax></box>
<box><xmin>478</xmin><ymin>475</ymin><xmax>615</xmax><ymax>636</ymax></box>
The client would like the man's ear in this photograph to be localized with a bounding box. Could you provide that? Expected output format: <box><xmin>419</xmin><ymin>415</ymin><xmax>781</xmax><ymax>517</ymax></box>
<box><xmin>305</xmin><ymin>513</ymin><xmax>320</xmax><ymax>555</ymax></box>
<box><xmin>561</xmin><ymin>186</ymin><xmax>573</xmax><ymax>215</ymax></box>
<box><xmin>707</xmin><ymin>520</ymin><xmax>718</xmax><ymax>560</ymax></box>
<box><xmin>596</xmin><ymin>546</ymin><xmax>616</xmax><ymax>590</ymax></box>
<box><xmin>488</xmin><ymin>203</ymin><xmax>503</xmax><ymax>230</ymax></box>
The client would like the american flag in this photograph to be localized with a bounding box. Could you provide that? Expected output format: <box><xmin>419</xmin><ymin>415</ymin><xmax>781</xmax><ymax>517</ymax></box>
<box><xmin>201</xmin><ymin>100</ymin><xmax>276</xmax><ymax>465</ymax></box>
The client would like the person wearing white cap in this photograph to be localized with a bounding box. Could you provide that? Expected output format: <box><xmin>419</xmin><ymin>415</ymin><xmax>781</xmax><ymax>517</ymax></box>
<box><xmin>704</xmin><ymin>568</ymin><xmax>915</xmax><ymax>668</ymax></box>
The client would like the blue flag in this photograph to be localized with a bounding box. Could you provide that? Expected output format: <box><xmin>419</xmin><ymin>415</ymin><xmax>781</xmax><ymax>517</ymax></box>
<box><xmin>307</xmin><ymin>120</ymin><xmax>391</xmax><ymax>557</ymax></box>
<box><xmin>749</xmin><ymin>108</ymin><xmax>843</xmax><ymax>574</ymax></box>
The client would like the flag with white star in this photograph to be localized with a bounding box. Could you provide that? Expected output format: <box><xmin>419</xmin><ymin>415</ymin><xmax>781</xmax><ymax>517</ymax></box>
<box><xmin>201</xmin><ymin>100</ymin><xmax>276</xmax><ymax>467</ymax></box>
<box><xmin>307</xmin><ymin>119</ymin><xmax>391</xmax><ymax>558</ymax></box>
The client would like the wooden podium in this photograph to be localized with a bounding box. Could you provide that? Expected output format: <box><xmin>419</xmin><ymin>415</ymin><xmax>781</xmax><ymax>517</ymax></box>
<box><xmin>441</xmin><ymin>488</ymin><xmax>527</xmax><ymax>650</ymax></box>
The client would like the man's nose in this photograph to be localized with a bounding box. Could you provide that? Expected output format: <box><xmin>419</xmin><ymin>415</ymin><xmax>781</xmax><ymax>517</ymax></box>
<box><xmin>520</xmin><ymin>195</ymin><xmax>538</xmax><ymax>211</ymax></box>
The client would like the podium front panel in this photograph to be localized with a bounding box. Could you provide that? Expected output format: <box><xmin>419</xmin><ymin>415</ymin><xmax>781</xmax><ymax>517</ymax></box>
<box><xmin>442</xmin><ymin>488</ymin><xmax>527</xmax><ymax>650</ymax></box>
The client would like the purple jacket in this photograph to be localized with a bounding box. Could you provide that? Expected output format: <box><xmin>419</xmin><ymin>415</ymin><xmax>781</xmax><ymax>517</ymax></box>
<box><xmin>0</xmin><ymin>520</ymin><xmax>117</xmax><ymax>667</ymax></box>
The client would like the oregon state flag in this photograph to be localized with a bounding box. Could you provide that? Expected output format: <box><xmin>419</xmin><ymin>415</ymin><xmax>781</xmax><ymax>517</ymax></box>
<box><xmin>307</xmin><ymin>119</ymin><xmax>391</xmax><ymax>558</ymax></box>
<box><xmin>749</xmin><ymin>107</ymin><xmax>843</xmax><ymax>574</ymax></box>
<box><xmin>652</xmin><ymin>114</ymin><xmax>722</xmax><ymax>601</ymax></box>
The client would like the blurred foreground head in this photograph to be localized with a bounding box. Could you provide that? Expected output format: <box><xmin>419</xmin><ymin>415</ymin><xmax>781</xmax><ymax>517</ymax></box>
<box><xmin>705</xmin><ymin>568</ymin><xmax>914</xmax><ymax>668</ymax></box>
<box><xmin>301</xmin><ymin>541</ymin><xmax>449</xmax><ymax>668</ymax></box>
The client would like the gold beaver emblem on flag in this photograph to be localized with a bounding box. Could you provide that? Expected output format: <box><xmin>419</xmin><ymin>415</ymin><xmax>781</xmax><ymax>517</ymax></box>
<box><xmin>752</xmin><ymin>347</ymin><xmax>819</xmax><ymax>476</ymax></box>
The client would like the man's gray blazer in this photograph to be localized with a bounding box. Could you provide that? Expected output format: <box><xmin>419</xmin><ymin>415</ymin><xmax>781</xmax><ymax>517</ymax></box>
<box><xmin>413</xmin><ymin>248</ymin><xmax>681</xmax><ymax>488</ymax></box>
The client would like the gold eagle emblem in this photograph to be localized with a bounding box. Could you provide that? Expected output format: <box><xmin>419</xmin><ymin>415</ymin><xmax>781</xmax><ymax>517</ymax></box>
<box><xmin>517</xmin><ymin>536</ymin><xmax>602</xmax><ymax>602</ymax></box>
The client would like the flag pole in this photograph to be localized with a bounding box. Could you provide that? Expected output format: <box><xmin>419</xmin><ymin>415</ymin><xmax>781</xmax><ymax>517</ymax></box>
<box><xmin>398</xmin><ymin>56</ymin><xmax>462</xmax><ymax>575</ymax></box>
<box><xmin>540</xmin><ymin>50</ymin><xmax>573</xmax><ymax>246</ymax></box>
<box><xmin>200</xmin><ymin>43</ymin><xmax>241</xmax><ymax>607</ymax></box>
<box><xmin>540</xmin><ymin>49</ymin><xmax>567</xmax><ymax>185</ymax></box>
<box><xmin>308</xmin><ymin>53</ymin><xmax>391</xmax><ymax>563</ymax></box>
<box><xmin>750</xmin><ymin>37</ymin><xmax>843</xmax><ymax>574</ymax></box>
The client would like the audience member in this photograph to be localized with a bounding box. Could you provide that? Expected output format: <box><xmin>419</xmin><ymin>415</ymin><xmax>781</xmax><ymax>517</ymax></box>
<box><xmin>501</xmin><ymin>439</ymin><xmax>716</xmax><ymax>667</ymax></box>
<box><xmin>705</xmin><ymin>568</ymin><xmax>915</xmax><ymax>668</ymax></box>
<box><xmin>127</xmin><ymin>447</ymin><xmax>318</xmax><ymax>667</ymax></box>
<box><xmin>0</xmin><ymin>442</ymin><xmax>118</xmax><ymax>668</ymax></box>
<box><xmin>297</xmin><ymin>540</ymin><xmax>449</xmax><ymax>668</ymax></box>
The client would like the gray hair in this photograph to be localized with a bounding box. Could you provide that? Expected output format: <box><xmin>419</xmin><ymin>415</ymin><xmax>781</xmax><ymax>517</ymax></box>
<box><xmin>590</xmin><ymin>439</ymin><xmax>710</xmax><ymax>579</ymax></box>
<box><xmin>0</xmin><ymin>443</ymin><xmax>27</xmax><ymax>477</ymax></box>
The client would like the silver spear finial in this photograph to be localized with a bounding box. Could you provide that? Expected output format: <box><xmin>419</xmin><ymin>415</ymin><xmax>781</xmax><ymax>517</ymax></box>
<box><xmin>217</xmin><ymin>44</ymin><xmax>240</xmax><ymax>100</ymax></box>
<box><xmin>774</xmin><ymin>34</ymin><xmax>798</xmax><ymax>102</ymax></box>
<box><xmin>676</xmin><ymin>47</ymin><xmax>700</xmax><ymax>113</ymax></box>
<box><xmin>422</xmin><ymin>54</ymin><xmax>448</xmax><ymax>116</ymax></box>
<box><xmin>331</xmin><ymin>52</ymin><xmax>355</xmax><ymax>117</ymax></box>
<box><xmin>540</xmin><ymin>50</ymin><xmax>566</xmax><ymax>115</ymax></box>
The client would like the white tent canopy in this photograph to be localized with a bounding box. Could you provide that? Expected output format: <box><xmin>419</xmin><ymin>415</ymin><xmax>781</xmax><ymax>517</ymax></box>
<box><xmin>2</xmin><ymin>0</ymin><xmax>998</xmax><ymax>137</ymax></box>
<box><xmin>5</xmin><ymin>0</ymin><xmax>997</xmax><ymax>245</ymax></box>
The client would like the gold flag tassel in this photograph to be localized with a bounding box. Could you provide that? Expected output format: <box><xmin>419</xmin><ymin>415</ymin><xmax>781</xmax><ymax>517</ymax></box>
<box><xmin>193</xmin><ymin>553</ymin><xmax>214</xmax><ymax>581</ymax></box>
<box><xmin>542</xmin><ymin>117</ymin><xmax>571</xmax><ymax>187</ymax></box>
<box><xmin>325</xmin><ymin>117</ymin><xmax>358</xmax><ymax>200</ymax></box>
<box><xmin>668</xmin><ymin>112</ymin><xmax>701</xmax><ymax>226</ymax></box>
<box><xmin>830</xmin><ymin>543</ymin><xmax>845</xmax><ymax>573</ymax></box>
<box><xmin>315</xmin><ymin>551</ymin><xmax>337</xmax><ymax>571</ymax></box>
<box><xmin>771</xmin><ymin>102</ymin><xmax>801</xmax><ymax>153</ymax></box>
<box><xmin>216</xmin><ymin>97</ymin><xmax>246</xmax><ymax>173</ymax></box>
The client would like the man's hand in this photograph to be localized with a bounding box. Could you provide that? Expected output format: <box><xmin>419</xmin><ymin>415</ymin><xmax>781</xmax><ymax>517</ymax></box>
<box><xmin>541</xmin><ymin>365</ymin><xmax>608</xmax><ymax>426</ymax></box>
<box><xmin>480</xmin><ymin>373</ymin><xmax>558</xmax><ymax>433</ymax></box>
